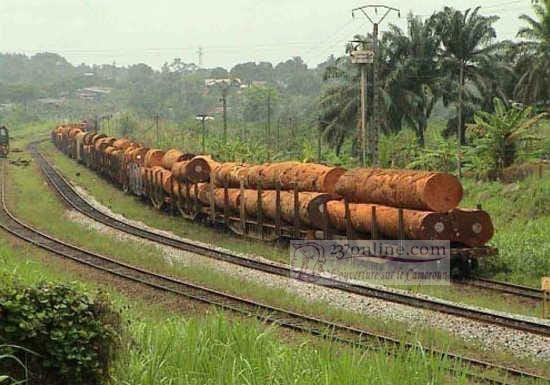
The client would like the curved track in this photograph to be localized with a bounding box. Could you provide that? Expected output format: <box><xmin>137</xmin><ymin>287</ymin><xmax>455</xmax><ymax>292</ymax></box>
<box><xmin>1</xmin><ymin>159</ymin><xmax>548</xmax><ymax>385</ymax></box>
<box><xmin>31</xmin><ymin>143</ymin><xmax>550</xmax><ymax>338</ymax></box>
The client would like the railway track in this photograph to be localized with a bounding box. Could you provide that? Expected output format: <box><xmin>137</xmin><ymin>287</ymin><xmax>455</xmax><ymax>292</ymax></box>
<box><xmin>30</xmin><ymin>143</ymin><xmax>550</xmax><ymax>338</ymax></box>
<box><xmin>1</xmin><ymin>159</ymin><xmax>548</xmax><ymax>385</ymax></box>
<box><xmin>462</xmin><ymin>279</ymin><xmax>544</xmax><ymax>301</ymax></box>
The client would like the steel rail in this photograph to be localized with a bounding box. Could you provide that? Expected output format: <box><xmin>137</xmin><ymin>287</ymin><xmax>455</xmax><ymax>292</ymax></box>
<box><xmin>31</xmin><ymin>143</ymin><xmax>550</xmax><ymax>338</ymax></box>
<box><xmin>1</xmin><ymin>159</ymin><xmax>547</xmax><ymax>385</ymax></box>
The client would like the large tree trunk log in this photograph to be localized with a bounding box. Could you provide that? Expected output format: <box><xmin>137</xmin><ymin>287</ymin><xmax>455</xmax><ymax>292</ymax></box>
<box><xmin>113</xmin><ymin>139</ymin><xmax>132</xmax><ymax>150</ymax></box>
<box><xmin>241</xmin><ymin>190</ymin><xmax>334</xmax><ymax>227</ymax></box>
<box><xmin>335</xmin><ymin>168</ymin><xmax>463</xmax><ymax>212</ymax></box>
<box><xmin>212</xmin><ymin>163</ymin><xmax>251</xmax><ymax>186</ymax></box>
<box><xmin>213</xmin><ymin>161</ymin><xmax>345</xmax><ymax>193</ymax></box>
<box><xmin>144</xmin><ymin>149</ymin><xmax>165</xmax><ymax>168</ymax></box>
<box><xmin>171</xmin><ymin>160</ymin><xmax>192</xmax><ymax>182</ymax></box>
<box><xmin>147</xmin><ymin>166</ymin><xmax>173</xmax><ymax>194</ymax></box>
<box><xmin>186</xmin><ymin>156</ymin><xmax>220</xmax><ymax>183</ymax></box>
<box><xmin>449</xmin><ymin>208</ymin><xmax>494</xmax><ymax>247</ymax></box>
<box><xmin>326</xmin><ymin>201</ymin><xmax>456</xmax><ymax>241</ymax></box>
<box><xmin>94</xmin><ymin>137</ymin><xmax>116</xmax><ymax>152</ymax></box>
<box><xmin>171</xmin><ymin>181</ymin><xmax>204</xmax><ymax>202</ymax></box>
<box><xmin>127</xmin><ymin>147</ymin><xmax>149</xmax><ymax>166</ymax></box>
<box><xmin>161</xmin><ymin>149</ymin><xmax>195</xmax><ymax>171</ymax></box>
<box><xmin>197</xmin><ymin>185</ymin><xmax>241</xmax><ymax>210</ymax></box>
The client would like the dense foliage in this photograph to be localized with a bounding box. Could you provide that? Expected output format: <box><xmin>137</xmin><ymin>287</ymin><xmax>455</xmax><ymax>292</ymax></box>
<box><xmin>0</xmin><ymin>3</ymin><xmax>548</xmax><ymax>173</ymax></box>
<box><xmin>0</xmin><ymin>280</ymin><xmax>123</xmax><ymax>385</ymax></box>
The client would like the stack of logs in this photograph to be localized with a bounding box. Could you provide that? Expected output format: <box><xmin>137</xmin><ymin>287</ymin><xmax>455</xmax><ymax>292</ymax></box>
<box><xmin>51</xmin><ymin>125</ymin><xmax>494</xmax><ymax>247</ymax></box>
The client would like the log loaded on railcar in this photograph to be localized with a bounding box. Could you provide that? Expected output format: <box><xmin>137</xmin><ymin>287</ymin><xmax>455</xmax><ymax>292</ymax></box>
<box><xmin>51</xmin><ymin>123</ymin><xmax>497</xmax><ymax>274</ymax></box>
<box><xmin>0</xmin><ymin>126</ymin><xmax>9</xmax><ymax>158</ymax></box>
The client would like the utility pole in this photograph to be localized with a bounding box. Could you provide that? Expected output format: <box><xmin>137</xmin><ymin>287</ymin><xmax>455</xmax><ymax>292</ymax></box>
<box><xmin>267</xmin><ymin>92</ymin><xmax>272</xmax><ymax>138</ymax></box>
<box><xmin>220</xmin><ymin>88</ymin><xmax>228</xmax><ymax>144</ymax></box>
<box><xmin>154</xmin><ymin>114</ymin><xmax>160</xmax><ymax>146</ymax></box>
<box><xmin>350</xmin><ymin>41</ymin><xmax>372</xmax><ymax>167</ymax></box>
<box><xmin>276</xmin><ymin>118</ymin><xmax>281</xmax><ymax>152</ymax></box>
<box><xmin>195</xmin><ymin>114</ymin><xmax>214</xmax><ymax>153</ymax></box>
<box><xmin>352</xmin><ymin>5</ymin><xmax>400</xmax><ymax>166</ymax></box>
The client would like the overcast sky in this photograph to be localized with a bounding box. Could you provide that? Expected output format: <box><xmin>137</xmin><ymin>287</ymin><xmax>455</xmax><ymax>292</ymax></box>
<box><xmin>0</xmin><ymin>0</ymin><xmax>535</xmax><ymax>69</ymax></box>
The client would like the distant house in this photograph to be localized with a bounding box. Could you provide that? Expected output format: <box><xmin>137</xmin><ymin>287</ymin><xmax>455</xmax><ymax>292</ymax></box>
<box><xmin>0</xmin><ymin>103</ymin><xmax>15</xmax><ymax>112</ymax></box>
<box><xmin>77</xmin><ymin>87</ymin><xmax>112</xmax><ymax>101</ymax></box>
<box><xmin>204</xmin><ymin>78</ymin><xmax>242</xmax><ymax>88</ymax></box>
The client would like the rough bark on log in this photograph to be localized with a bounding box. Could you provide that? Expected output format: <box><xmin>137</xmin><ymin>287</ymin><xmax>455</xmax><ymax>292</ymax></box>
<box><xmin>113</xmin><ymin>139</ymin><xmax>132</xmax><ymax>150</ymax></box>
<box><xmin>171</xmin><ymin>160</ymin><xmax>192</xmax><ymax>182</ymax></box>
<box><xmin>326</xmin><ymin>201</ymin><xmax>455</xmax><ymax>241</ymax></box>
<box><xmin>161</xmin><ymin>149</ymin><xmax>195</xmax><ymax>171</ymax></box>
<box><xmin>241</xmin><ymin>189</ymin><xmax>334</xmax><ymax>227</ymax></box>
<box><xmin>212</xmin><ymin>163</ymin><xmax>250</xmax><ymax>187</ymax></box>
<box><xmin>335</xmin><ymin>168</ymin><xmax>463</xmax><ymax>212</ymax></box>
<box><xmin>144</xmin><ymin>149</ymin><xmax>166</xmax><ymax>168</ymax></box>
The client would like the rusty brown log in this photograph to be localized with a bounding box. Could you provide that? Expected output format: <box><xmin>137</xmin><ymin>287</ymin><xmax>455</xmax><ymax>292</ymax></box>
<box><xmin>186</xmin><ymin>156</ymin><xmax>220</xmax><ymax>183</ymax></box>
<box><xmin>326</xmin><ymin>201</ymin><xmax>455</xmax><ymax>241</ymax></box>
<box><xmin>213</xmin><ymin>161</ymin><xmax>345</xmax><ymax>193</ymax></box>
<box><xmin>161</xmin><ymin>149</ymin><xmax>194</xmax><ymax>171</ymax></box>
<box><xmin>241</xmin><ymin>189</ymin><xmax>334</xmax><ymax>227</ymax></box>
<box><xmin>171</xmin><ymin>160</ymin><xmax>192</xmax><ymax>182</ymax></box>
<box><xmin>197</xmin><ymin>185</ymin><xmax>241</xmax><ymax>210</ymax></box>
<box><xmin>212</xmin><ymin>162</ymin><xmax>250</xmax><ymax>187</ymax></box>
<box><xmin>68</xmin><ymin>128</ymin><xmax>82</xmax><ymax>138</ymax></box>
<box><xmin>449</xmin><ymin>208</ymin><xmax>494</xmax><ymax>247</ymax></box>
<box><xmin>126</xmin><ymin>147</ymin><xmax>149</xmax><ymax>166</ymax></box>
<box><xmin>146</xmin><ymin>166</ymin><xmax>173</xmax><ymax>194</ymax></box>
<box><xmin>94</xmin><ymin>137</ymin><xmax>116</xmax><ymax>152</ymax></box>
<box><xmin>90</xmin><ymin>134</ymin><xmax>106</xmax><ymax>145</ymax></box>
<box><xmin>144</xmin><ymin>149</ymin><xmax>166</xmax><ymax>168</ymax></box>
<box><xmin>113</xmin><ymin>139</ymin><xmax>132</xmax><ymax>150</ymax></box>
<box><xmin>335</xmin><ymin>168</ymin><xmax>463</xmax><ymax>212</ymax></box>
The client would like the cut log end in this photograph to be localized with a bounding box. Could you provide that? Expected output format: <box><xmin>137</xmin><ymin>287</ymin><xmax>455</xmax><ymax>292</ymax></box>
<box><xmin>450</xmin><ymin>208</ymin><xmax>494</xmax><ymax>247</ymax></box>
<box><xmin>423</xmin><ymin>173</ymin><xmax>464</xmax><ymax>212</ymax></box>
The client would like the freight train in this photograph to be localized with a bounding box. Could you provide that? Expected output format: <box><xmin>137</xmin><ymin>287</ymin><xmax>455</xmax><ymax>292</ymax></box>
<box><xmin>51</xmin><ymin>123</ymin><xmax>496</xmax><ymax>268</ymax></box>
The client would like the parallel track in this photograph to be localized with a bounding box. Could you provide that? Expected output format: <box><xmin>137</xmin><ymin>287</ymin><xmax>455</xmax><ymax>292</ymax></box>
<box><xmin>463</xmin><ymin>279</ymin><xmax>544</xmax><ymax>301</ymax></box>
<box><xmin>31</xmin><ymin>143</ymin><xmax>550</xmax><ymax>338</ymax></box>
<box><xmin>1</xmin><ymin>159</ymin><xmax>548</xmax><ymax>385</ymax></box>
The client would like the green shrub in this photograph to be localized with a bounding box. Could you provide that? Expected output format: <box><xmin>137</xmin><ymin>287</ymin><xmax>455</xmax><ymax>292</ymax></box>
<box><xmin>0</xmin><ymin>280</ymin><xmax>123</xmax><ymax>385</ymax></box>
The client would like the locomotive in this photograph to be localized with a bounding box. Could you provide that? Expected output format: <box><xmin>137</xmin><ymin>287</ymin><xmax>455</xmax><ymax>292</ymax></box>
<box><xmin>0</xmin><ymin>126</ymin><xmax>9</xmax><ymax>158</ymax></box>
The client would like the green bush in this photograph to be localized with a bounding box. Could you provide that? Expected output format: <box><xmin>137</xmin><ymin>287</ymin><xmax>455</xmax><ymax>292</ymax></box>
<box><xmin>0</xmin><ymin>280</ymin><xmax>123</xmax><ymax>385</ymax></box>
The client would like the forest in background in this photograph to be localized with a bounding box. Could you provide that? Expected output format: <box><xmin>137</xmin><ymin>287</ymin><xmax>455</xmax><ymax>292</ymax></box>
<box><xmin>1</xmin><ymin>3</ymin><xmax>549</xmax><ymax>178</ymax></box>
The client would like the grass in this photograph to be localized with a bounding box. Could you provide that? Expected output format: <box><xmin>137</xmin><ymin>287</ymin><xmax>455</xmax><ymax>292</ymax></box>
<box><xmin>0</xmin><ymin>221</ymin><xmax>475</xmax><ymax>385</ymax></box>
<box><xmin>462</xmin><ymin>175</ymin><xmax>550</xmax><ymax>287</ymax></box>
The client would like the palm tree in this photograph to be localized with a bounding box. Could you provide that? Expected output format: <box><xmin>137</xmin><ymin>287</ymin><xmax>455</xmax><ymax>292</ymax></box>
<box><xmin>514</xmin><ymin>0</ymin><xmax>550</xmax><ymax>106</ymax></box>
<box><xmin>431</xmin><ymin>7</ymin><xmax>501</xmax><ymax>145</ymax></box>
<box><xmin>467</xmin><ymin>97</ymin><xmax>548</xmax><ymax>179</ymax></box>
<box><xmin>384</xmin><ymin>14</ymin><xmax>441</xmax><ymax>146</ymax></box>
<box><xmin>318</xmin><ymin>55</ymin><xmax>360</xmax><ymax>156</ymax></box>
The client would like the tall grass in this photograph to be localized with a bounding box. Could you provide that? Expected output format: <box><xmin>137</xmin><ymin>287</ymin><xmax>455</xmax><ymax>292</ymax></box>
<box><xmin>462</xmin><ymin>175</ymin><xmax>550</xmax><ymax>286</ymax></box>
<box><xmin>114</xmin><ymin>314</ymin><xmax>468</xmax><ymax>385</ymax></box>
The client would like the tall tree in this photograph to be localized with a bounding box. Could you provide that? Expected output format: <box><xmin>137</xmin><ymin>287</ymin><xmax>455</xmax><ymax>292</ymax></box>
<box><xmin>384</xmin><ymin>14</ymin><xmax>441</xmax><ymax>146</ymax></box>
<box><xmin>514</xmin><ymin>0</ymin><xmax>550</xmax><ymax>106</ymax></box>
<box><xmin>431</xmin><ymin>7</ymin><xmax>500</xmax><ymax>144</ymax></box>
